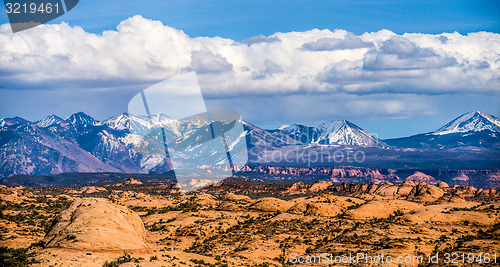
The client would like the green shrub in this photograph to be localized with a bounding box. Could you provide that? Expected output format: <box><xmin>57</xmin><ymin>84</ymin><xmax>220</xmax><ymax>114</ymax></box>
<box><xmin>102</xmin><ymin>253</ymin><xmax>139</xmax><ymax>266</ymax></box>
<box><xmin>0</xmin><ymin>247</ymin><xmax>39</xmax><ymax>266</ymax></box>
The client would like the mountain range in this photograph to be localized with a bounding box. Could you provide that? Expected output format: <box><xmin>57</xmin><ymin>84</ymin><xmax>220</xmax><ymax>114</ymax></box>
<box><xmin>273</xmin><ymin>120</ymin><xmax>386</xmax><ymax>147</ymax></box>
<box><xmin>0</xmin><ymin>111</ymin><xmax>499</xmax><ymax>180</ymax></box>
<box><xmin>385</xmin><ymin>111</ymin><xmax>500</xmax><ymax>150</ymax></box>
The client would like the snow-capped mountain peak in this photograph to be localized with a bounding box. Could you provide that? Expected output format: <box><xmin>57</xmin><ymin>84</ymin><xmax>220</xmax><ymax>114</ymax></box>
<box><xmin>279</xmin><ymin>124</ymin><xmax>298</xmax><ymax>131</ymax></box>
<box><xmin>0</xmin><ymin>116</ymin><xmax>29</xmax><ymax>127</ymax></box>
<box><xmin>66</xmin><ymin>112</ymin><xmax>97</xmax><ymax>125</ymax></box>
<box><xmin>315</xmin><ymin>120</ymin><xmax>383</xmax><ymax>146</ymax></box>
<box><xmin>317</xmin><ymin>120</ymin><xmax>352</xmax><ymax>135</ymax></box>
<box><xmin>150</xmin><ymin>113</ymin><xmax>177</xmax><ymax>125</ymax></box>
<box><xmin>104</xmin><ymin>112</ymin><xmax>182</xmax><ymax>135</ymax></box>
<box><xmin>36</xmin><ymin>115</ymin><xmax>66</xmax><ymax>127</ymax></box>
<box><xmin>146</xmin><ymin>113</ymin><xmax>182</xmax><ymax>135</ymax></box>
<box><xmin>277</xmin><ymin>120</ymin><xmax>384</xmax><ymax>147</ymax></box>
<box><xmin>433</xmin><ymin>111</ymin><xmax>500</xmax><ymax>135</ymax></box>
<box><xmin>277</xmin><ymin>124</ymin><xmax>318</xmax><ymax>144</ymax></box>
<box><xmin>104</xmin><ymin>113</ymin><xmax>144</xmax><ymax>131</ymax></box>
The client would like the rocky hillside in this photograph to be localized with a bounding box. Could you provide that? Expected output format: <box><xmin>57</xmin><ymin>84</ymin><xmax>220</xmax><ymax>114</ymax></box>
<box><xmin>200</xmin><ymin>179</ymin><xmax>500</xmax><ymax>203</ymax></box>
<box><xmin>237</xmin><ymin>165</ymin><xmax>500</xmax><ymax>188</ymax></box>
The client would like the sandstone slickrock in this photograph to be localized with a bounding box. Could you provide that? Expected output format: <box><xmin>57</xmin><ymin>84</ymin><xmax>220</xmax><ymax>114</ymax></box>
<box><xmin>406</xmin><ymin>182</ymin><xmax>445</xmax><ymax>202</ymax></box>
<box><xmin>438</xmin><ymin>181</ymin><xmax>450</xmax><ymax>188</ymax></box>
<box><xmin>308</xmin><ymin>180</ymin><xmax>333</xmax><ymax>192</ymax></box>
<box><xmin>448</xmin><ymin>194</ymin><xmax>466</xmax><ymax>203</ymax></box>
<box><xmin>372</xmin><ymin>183</ymin><xmax>399</xmax><ymax>198</ymax></box>
<box><xmin>345</xmin><ymin>200</ymin><xmax>422</xmax><ymax>219</ymax></box>
<box><xmin>42</xmin><ymin>198</ymin><xmax>147</xmax><ymax>250</ymax></box>
<box><xmin>124</xmin><ymin>178</ymin><xmax>143</xmax><ymax>185</ymax></box>
<box><xmin>217</xmin><ymin>201</ymin><xmax>244</xmax><ymax>211</ymax></box>
<box><xmin>405</xmin><ymin>171</ymin><xmax>438</xmax><ymax>184</ymax></box>
<box><xmin>79</xmin><ymin>186</ymin><xmax>107</xmax><ymax>194</ymax></box>
<box><xmin>191</xmin><ymin>193</ymin><xmax>218</xmax><ymax>207</ymax></box>
<box><xmin>403</xmin><ymin>202</ymin><xmax>497</xmax><ymax>226</ymax></box>
<box><xmin>288</xmin><ymin>194</ymin><xmax>364</xmax><ymax>217</ymax></box>
<box><xmin>285</xmin><ymin>181</ymin><xmax>308</xmax><ymax>195</ymax></box>
<box><xmin>248</xmin><ymin>197</ymin><xmax>293</xmax><ymax>212</ymax></box>
<box><xmin>223</xmin><ymin>193</ymin><xmax>253</xmax><ymax>203</ymax></box>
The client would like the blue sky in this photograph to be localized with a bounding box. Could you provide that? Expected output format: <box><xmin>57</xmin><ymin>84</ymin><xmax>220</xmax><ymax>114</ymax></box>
<box><xmin>2</xmin><ymin>0</ymin><xmax>499</xmax><ymax>39</ymax></box>
<box><xmin>0</xmin><ymin>0</ymin><xmax>499</xmax><ymax>138</ymax></box>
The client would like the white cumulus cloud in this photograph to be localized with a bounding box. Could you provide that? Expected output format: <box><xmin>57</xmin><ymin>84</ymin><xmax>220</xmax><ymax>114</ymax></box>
<box><xmin>0</xmin><ymin>15</ymin><xmax>499</xmax><ymax>131</ymax></box>
<box><xmin>1</xmin><ymin>15</ymin><xmax>499</xmax><ymax>96</ymax></box>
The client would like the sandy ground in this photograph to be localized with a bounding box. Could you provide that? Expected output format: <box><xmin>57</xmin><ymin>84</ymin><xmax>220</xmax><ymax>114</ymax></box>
<box><xmin>1</xmin><ymin>182</ymin><xmax>499</xmax><ymax>266</ymax></box>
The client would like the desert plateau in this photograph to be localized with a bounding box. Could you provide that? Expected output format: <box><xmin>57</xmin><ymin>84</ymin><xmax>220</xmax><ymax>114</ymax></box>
<box><xmin>1</xmin><ymin>178</ymin><xmax>499</xmax><ymax>266</ymax></box>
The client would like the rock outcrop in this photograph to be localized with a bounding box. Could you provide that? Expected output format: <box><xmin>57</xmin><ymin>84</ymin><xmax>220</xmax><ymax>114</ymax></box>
<box><xmin>248</xmin><ymin>197</ymin><xmax>293</xmax><ymax>212</ymax></box>
<box><xmin>237</xmin><ymin>165</ymin><xmax>500</xmax><ymax>188</ymax></box>
<box><xmin>308</xmin><ymin>180</ymin><xmax>333</xmax><ymax>193</ymax></box>
<box><xmin>438</xmin><ymin>182</ymin><xmax>449</xmax><ymax>188</ymax></box>
<box><xmin>345</xmin><ymin>200</ymin><xmax>422</xmax><ymax>220</ymax></box>
<box><xmin>405</xmin><ymin>171</ymin><xmax>438</xmax><ymax>184</ymax></box>
<box><xmin>288</xmin><ymin>194</ymin><xmax>364</xmax><ymax>217</ymax></box>
<box><xmin>124</xmin><ymin>178</ymin><xmax>143</xmax><ymax>185</ymax></box>
<box><xmin>406</xmin><ymin>183</ymin><xmax>444</xmax><ymax>202</ymax></box>
<box><xmin>42</xmin><ymin>198</ymin><xmax>147</xmax><ymax>250</ymax></box>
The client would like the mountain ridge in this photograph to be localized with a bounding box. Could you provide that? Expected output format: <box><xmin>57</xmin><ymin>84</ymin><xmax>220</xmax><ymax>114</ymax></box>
<box><xmin>276</xmin><ymin>120</ymin><xmax>386</xmax><ymax>147</ymax></box>
<box><xmin>434</xmin><ymin>111</ymin><xmax>500</xmax><ymax>135</ymax></box>
<box><xmin>1</xmin><ymin>111</ymin><xmax>499</xmax><ymax>179</ymax></box>
<box><xmin>4</xmin><ymin>110</ymin><xmax>499</xmax><ymax>138</ymax></box>
<box><xmin>385</xmin><ymin>111</ymin><xmax>500</xmax><ymax>150</ymax></box>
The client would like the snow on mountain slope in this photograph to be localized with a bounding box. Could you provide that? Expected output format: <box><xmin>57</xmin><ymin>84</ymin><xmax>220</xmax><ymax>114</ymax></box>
<box><xmin>279</xmin><ymin>124</ymin><xmax>299</xmax><ymax>132</ymax></box>
<box><xmin>149</xmin><ymin>113</ymin><xmax>182</xmax><ymax>135</ymax></box>
<box><xmin>244</xmin><ymin>121</ymin><xmax>300</xmax><ymax>148</ymax></box>
<box><xmin>104</xmin><ymin>113</ymin><xmax>150</xmax><ymax>131</ymax></box>
<box><xmin>434</xmin><ymin>111</ymin><xmax>500</xmax><ymax>135</ymax></box>
<box><xmin>2</xmin><ymin>111</ymin><xmax>498</xmax><ymax>178</ymax></box>
<box><xmin>36</xmin><ymin>115</ymin><xmax>67</xmax><ymax>127</ymax></box>
<box><xmin>278</xmin><ymin>124</ymin><xmax>318</xmax><ymax>143</ymax></box>
<box><xmin>0</xmin><ymin>117</ymin><xmax>29</xmax><ymax>127</ymax></box>
<box><xmin>278</xmin><ymin>120</ymin><xmax>385</xmax><ymax>147</ymax></box>
<box><xmin>66</xmin><ymin>112</ymin><xmax>97</xmax><ymax>125</ymax></box>
<box><xmin>384</xmin><ymin>111</ymin><xmax>500</xmax><ymax>150</ymax></box>
<box><xmin>315</xmin><ymin>120</ymin><xmax>385</xmax><ymax>146</ymax></box>
<box><xmin>0</xmin><ymin>124</ymin><xmax>120</xmax><ymax>177</ymax></box>
<box><xmin>104</xmin><ymin>113</ymin><xmax>182</xmax><ymax>137</ymax></box>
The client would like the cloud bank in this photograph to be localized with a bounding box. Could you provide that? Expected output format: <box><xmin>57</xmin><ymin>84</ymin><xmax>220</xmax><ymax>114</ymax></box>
<box><xmin>1</xmin><ymin>15</ymin><xmax>498</xmax><ymax>96</ymax></box>
<box><xmin>0</xmin><ymin>16</ymin><xmax>499</xmax><ymax>137</ymax></box>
